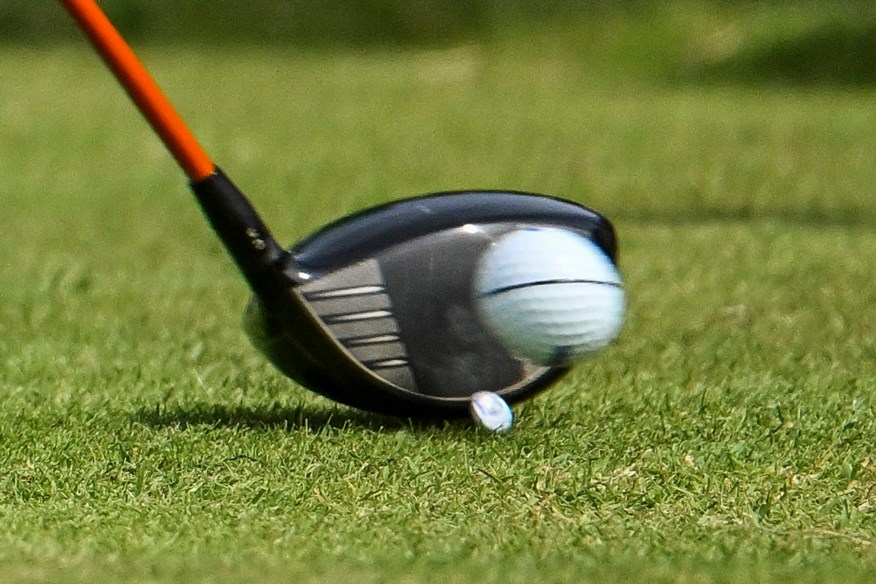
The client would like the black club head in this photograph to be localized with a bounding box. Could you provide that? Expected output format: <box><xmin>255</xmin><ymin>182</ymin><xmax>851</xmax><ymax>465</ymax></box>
<box><xmin>192</xmin><ymin>171</ymin><xmax>619</xmax><ymax>418</ymax></box>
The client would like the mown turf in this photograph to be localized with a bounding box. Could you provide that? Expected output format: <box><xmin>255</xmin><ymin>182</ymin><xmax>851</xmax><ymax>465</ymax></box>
<box><xmin>2</xmin><ymin>15</ymin><xmax>876</xmax><ymax>583</ymax></box>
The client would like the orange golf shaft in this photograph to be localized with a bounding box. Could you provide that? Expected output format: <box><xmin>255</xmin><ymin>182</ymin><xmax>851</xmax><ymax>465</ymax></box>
<box><xmin>60</xmin><ymin>0</ymin><xmax>215</xmax><ymax>181</ymax></box>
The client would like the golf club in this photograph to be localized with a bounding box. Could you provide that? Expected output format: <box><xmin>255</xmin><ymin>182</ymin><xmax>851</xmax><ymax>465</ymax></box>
<box><xmin>59</xmin><ymin>0</ymin><xmax>620</xmax><ymax>418</ymax></box>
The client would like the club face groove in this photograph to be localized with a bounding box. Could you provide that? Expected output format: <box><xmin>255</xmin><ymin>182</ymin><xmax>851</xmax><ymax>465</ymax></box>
<box><xmin>244</xmin><ymin>191</ymin><xmax>617</xmax><ymax>418</ymax></box>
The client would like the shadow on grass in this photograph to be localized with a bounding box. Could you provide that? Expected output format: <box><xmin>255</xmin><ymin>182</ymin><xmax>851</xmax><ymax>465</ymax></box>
<box><xmin>133</xmin><ymin>400</ymin><xmax>463</xmax><ymax>432</ymax></box>
<box><xmin>685</xmin><ymin>22</ymin><xmax>876</xmax><ymax>87</ymax></box>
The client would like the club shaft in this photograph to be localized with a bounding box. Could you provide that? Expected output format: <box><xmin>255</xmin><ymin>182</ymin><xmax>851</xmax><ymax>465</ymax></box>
<box><xmin>60</xmin><ymin>0</ymin><xmax>214</xmax><ymax>181</ymax></box>
<box><xmin>61</xmin><ymin>0</ymin><xmax>296</xmax><ymax>296</ymax></box>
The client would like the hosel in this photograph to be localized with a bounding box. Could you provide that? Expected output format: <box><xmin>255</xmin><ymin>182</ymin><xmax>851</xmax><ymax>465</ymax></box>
<box><xmin>190</xmin><ymin>168</ymin><xmax>295</xmax><ymax>299</ymax></box>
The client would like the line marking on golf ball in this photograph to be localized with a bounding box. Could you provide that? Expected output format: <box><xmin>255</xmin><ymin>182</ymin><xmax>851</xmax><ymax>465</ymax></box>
<box><xmin>482</xmin><ymin>278</ymin><xmax>623</xmax><ymax>296</ymax></box>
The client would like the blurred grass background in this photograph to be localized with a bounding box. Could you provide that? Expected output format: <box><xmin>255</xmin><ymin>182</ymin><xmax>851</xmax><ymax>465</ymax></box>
<box><xmin>4</xmin><ymin>1</ymin><xmax>876</xmax><ymax>86</ymax></box>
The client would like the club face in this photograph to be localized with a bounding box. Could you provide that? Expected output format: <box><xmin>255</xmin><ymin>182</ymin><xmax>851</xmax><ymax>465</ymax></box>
<box><xmin>244</xmin><ymin>191</ymin><xmax>617</xmax><ymax>418</ymax></box>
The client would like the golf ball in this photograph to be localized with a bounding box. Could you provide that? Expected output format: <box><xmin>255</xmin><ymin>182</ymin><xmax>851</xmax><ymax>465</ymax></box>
<box><xmin>474</xmin><ymin>227</ymin><xmax>625</xmax><ymax>366</ymax></box>
<box><xmin>469</xmin><ymin>391</ymin><xmax>514</xmax><ymax>433</ymax></box>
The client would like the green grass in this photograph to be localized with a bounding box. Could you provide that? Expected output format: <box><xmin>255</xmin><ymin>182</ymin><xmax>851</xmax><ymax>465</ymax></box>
<box><xmin>2</xmin><ymin>13</ymin><xmax>876</xmax><ymax>582</ymax></box>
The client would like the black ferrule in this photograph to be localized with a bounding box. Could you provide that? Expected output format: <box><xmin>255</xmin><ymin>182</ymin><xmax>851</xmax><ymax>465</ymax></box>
<box><xmin>190</xmin><ymin>168</ymin><xmax>292</xmax><ymax>296</ymax></box>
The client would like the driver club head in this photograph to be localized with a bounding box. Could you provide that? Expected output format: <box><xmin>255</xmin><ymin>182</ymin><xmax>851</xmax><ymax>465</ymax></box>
<box><xmin>61</xmin><ymin>0</ymin><xmax>621</xmax><ymax>420</ymax></box>
<box><xmin>191</xmin><ymin>171</ymin><xmax>618</xmax><ymax>419</ymax></box>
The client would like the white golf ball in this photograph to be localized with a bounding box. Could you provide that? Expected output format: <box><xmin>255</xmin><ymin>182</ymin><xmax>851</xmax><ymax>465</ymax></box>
<box><xmin>469</xmin><ymin>391</ymin><xmax>514</xmax><ymax>433</ymax></box>
<box><xmin>474</xmin><ymin>227</ymin><xmax>625</xmax><ymax>366</ymax></box>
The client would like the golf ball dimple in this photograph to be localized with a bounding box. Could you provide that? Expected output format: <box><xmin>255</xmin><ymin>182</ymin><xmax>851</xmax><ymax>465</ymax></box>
<box><xmin>474</xmin><ymin>227</ymin><xmax>625</xmax><ymax>366</ymax></box>
<box><xmin>470</xmin><ymin>391</ymin><xmax>514</xmax><ymax>433</ymax></box>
